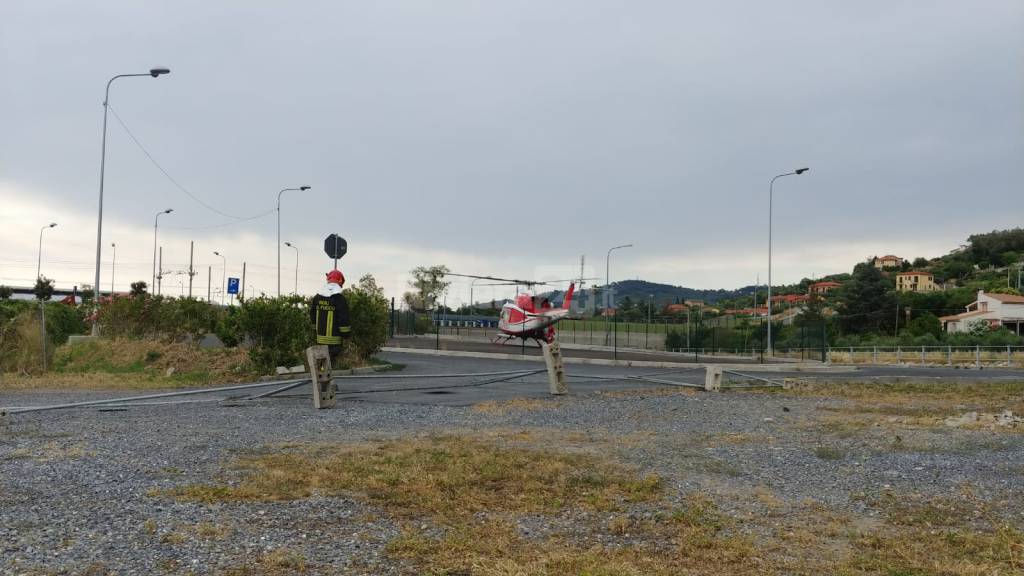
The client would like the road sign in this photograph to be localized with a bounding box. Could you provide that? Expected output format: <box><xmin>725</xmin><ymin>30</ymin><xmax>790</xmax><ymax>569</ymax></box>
<box><xmin>324</xmin><ymin>234</ymin><xmax>347</xmax><ymax>260</ymax></box>
<box><xmin>227</xmin><ymin>277</ymin><xmax>240</xmax><ymax>295</ymax></box>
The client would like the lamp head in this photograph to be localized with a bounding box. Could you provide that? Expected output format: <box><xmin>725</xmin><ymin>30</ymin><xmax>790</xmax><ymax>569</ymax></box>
<box><xmin>284</xmin><ymin>242</ymin><xmax>293</xmax><ymax>247</ymax></box>
<box><xmin>164</xmin><ymin>208</ymin><xmax>173</xmax><ymax>214</ymax></box>
<box><xmin>795</xmin><ymin>167</ymin><xmax>809</xmax><ymax>175</ymax></box>
<box><xmin>213</xmin><ymin>251</ymin><xmax>221</xmax><ymax>256</ymax></box>
<box><xmin>300</xmin><ymin>186</ymin><xmax>311</xmax><ymax>191</ymax></box>
<box><xmin>49</xmin><ymin>222</ymin><xmax>57</xmax><ymax>228</ymax></box>
<box><xmin>149</xmin><ymin>67</ymin><xmax>171</xmax><ymax>77</ymax></box>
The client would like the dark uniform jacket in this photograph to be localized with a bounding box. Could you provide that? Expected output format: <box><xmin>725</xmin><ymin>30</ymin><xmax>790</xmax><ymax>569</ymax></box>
<box><xmin>309</xmin><ymin>283</ymin><xmax>351</xmax><ymax>345</ymax></box>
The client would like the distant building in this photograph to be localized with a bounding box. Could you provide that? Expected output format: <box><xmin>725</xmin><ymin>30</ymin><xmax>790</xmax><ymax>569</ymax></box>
<box><xmin>769</xmin><ymin>294</ymin><xmax>809</xmax><ymax>305</ymax></box>
<box><xmin>940</xmin><ymin>290</ymin><xmax>1024</xmax><ymax>334</ymax></box>
<box><xmin>683</xmin><ymin>299</ymin><xmax>704</xmax><ymax>308</ymax></box>
<box><xmin>895</xmin><ymin>271</ymin><xmax>939</xmax><ymax>292</ymax></box>
<box><xmin>808</xmin><ymin>281</ymin><xmax>841</xmax><ymax>295</ymax></box>
<box><xmin>722</xmin><ymin>307</ymin><xmax>768</xmax><ymax>317</ymax></box>
<box><xmin>664</xmin><ymin>304</ymin><xmax>689</xmax><ymax>315</ymax></box>
<box><xmin>872</xmin><ymin>255</ymin><xmax>904</xmax><ymax>269</ymax></box>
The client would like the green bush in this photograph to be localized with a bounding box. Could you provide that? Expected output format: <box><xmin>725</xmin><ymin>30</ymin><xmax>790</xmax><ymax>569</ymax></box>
<box><xmin>235</xmin><ymin>295</ymin><xmax>312</xmax><ymax>373</ymax></box>
<box><xmin>0</xmin><ymin>309</ymin><xmax>48</xmax><ymax>374</ymax></box>
<box><xmin>665</xmin><ymin>328</ymin><xmax>685</xmax><ymax>350</ymax></box>
<box><xmin>44</xmin><ymin>302</ymin><xmax>86</xmax><ymax>345</ymax></box>
<box><xmin>95</xmin><ymin>295</ymin><xmax>223</xmax><ymax>342</ymax></box>
<box><xmin>345</xmin><ymin>274</ymin><xmax>390</xmax><ymax>360</ymax></box>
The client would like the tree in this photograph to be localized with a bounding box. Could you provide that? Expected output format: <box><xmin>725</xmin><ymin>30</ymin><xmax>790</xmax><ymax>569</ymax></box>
<box><xmin>346</xmin><ymin>274</ymin><xmax>390</xmax><ymax>359</ymax></box>
<box><xmin>837</xmin><ymin>263</ymin><xmax>896</xmax><ymax>335</ymax></box>
<box><xmin>912</xmin><ymin>257</ymin><xmax>930</xmax><ymax>269</ymax></box>
<box><xmin>402</xmin><ymin>265</ymin><xmax>450</xmax><ymax>311</ymax></box>
<box><xmin>129</xmin><ymin>281</ymin><xmax>148</xmax><ymax>297</ymax></box>
<box><xmin>907</xmin><ymin>313</ymin><xmax>942</xmax><ymax>339</ymax></box>
<box><xmin>0</xmin><ymin>285</ymin><xmax>12</xmax><ymax>300</ymax></box>
<box><xmin>34</xmin><ymin>276</ymin><xmax>54</xmax><ymax>301</ymax></box>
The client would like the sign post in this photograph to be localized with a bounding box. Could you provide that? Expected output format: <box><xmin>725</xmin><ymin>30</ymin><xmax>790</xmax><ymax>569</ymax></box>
<box><xmin>324</xmin><ymin>234</ymin><xmax>348</xmax><ymax>269</ymax></box>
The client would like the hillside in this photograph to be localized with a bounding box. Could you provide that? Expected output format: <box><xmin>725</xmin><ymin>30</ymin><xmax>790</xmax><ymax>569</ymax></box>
<box><xmin>539</xmin><ymin>279</ymin><xmax>756</xmax><ymax>309</ymax></box>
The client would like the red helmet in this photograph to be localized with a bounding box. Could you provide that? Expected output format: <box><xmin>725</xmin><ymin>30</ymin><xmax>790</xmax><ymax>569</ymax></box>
<box><xmin>326</xmin><ymin>269</ymin><xmax>345</xmax><ymax>285</ymax></box>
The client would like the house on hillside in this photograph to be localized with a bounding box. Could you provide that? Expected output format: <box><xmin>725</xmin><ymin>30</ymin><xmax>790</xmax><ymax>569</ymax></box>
<box><xmin>895</xmin><ymin>271</ymin><xmax>939</xmax><ymax>292</ymax></box>
<box><xmin>770</xmin><ymin>294</ymin><xmax>810</xmax><ymax>306</ymax></box>
<box><xmin>872</xmin><ymin>255</ymin><xmax>904</xmax><ymax>269</ymax></box>
<box><xmin>722</xmin><ymin>307</ymin><xmax>768</xmax><ymax>317</ymax></box>
<box><xmin>808</xmin><ymin>281</ymin><xmax>841</xmax><ymax>295</ymax></box>
<box><xmin>664</xmin><ymin>303</ymin><xmax>689</xmax><ymax>315</ymax></box>
<box><xmin>939</xmin><ymin>290</ymin><xmax>1024</xmax><ymax>334</ymax></box>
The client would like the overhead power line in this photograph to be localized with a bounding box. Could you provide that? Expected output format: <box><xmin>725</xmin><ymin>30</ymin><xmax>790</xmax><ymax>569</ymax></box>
<box><xmin>107</xmin><ymin>104</ymin><xmax>276</xmax><ymax>225</ymax></box>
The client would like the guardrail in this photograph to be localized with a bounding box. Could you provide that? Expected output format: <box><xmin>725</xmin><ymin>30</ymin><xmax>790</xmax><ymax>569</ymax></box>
<box><xmin>827</xmin><ymin>345</ymin><xmax>1024</xmax><ymax>367</ymax></box>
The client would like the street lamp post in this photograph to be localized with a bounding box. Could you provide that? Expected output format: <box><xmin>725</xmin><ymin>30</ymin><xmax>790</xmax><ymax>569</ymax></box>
<box><xmin>604</xmin><ymin>244</ymin><xmax>633</xmax><ymax>346</ymax></box>
<box><xmin>277</xmin><ymin>186</ymin><xmax>310</xmax><ymax>297</ymax></box>
<box><xmin>469</xmin><ymin>278</ymin><xmax>483</xmax><ymax>318</ymax></box>
<box><xmin>213</xmin><ymin>251</ymin><xmax>226</xmax><ymax>305</ymax></box>
<box><xmin>767</xmin><ymin>167</ymin><xmax>809</xmax><ymax>355</ymax></box>
<box><xmin>284</xmin><ymin>242</ymin><xmax>299</xmax><ymax>294</ymax></box>
<box><xmin>37</xmin><ymin>222</ymin><xmax>57</xmax><ymax>280</ymax></box>
<box><xmin>91</xmin><ymin>67</ymin><xmax>170</xmax><ymax>334</ymax></box>
<box><xmin>646</xmin><ymin>294</ymin><xmax>653</xmax><ymax>349</ymax></box>
<box><xmin>152</xmin><ymin>208</ymin><xmax>173</xmax><ymax>291</ymax></box>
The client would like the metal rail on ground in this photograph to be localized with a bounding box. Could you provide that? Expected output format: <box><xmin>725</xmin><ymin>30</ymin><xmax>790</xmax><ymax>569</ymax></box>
<box><xmin>1</xmin><ymin>369</ymin><xmax>548</xmax><ymax>416</ymax></box>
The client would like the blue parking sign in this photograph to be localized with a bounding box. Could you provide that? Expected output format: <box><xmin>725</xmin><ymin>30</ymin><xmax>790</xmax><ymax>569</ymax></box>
<box><xmin>227</xmin><ymin>277</ymin><xmax>240</xmax><ymax>295</ymax></box>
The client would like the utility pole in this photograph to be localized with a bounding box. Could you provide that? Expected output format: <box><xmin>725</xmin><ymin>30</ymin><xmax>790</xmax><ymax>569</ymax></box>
<box><xmin>207</xmin><ymin>266</ymin><xmax>212</xmax><ymax>303</ymax></box>
<box><xmin>241</xmin><ymin>262</ymin><xmax>247</xmax><ymax>300</ymax></box>
<box><xmin>187</xmin><ymin>241</ymin><xmax>195</xmax><ymax>298</ymax></box>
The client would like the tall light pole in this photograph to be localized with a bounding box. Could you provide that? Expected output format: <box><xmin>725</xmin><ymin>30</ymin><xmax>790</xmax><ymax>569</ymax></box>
<box><xmin>284</xmin><ymin>242</ymin><xmax>299</xmax><ymax>294</ymax></box>
<box><xmin>92</xmin><ymin>67</ymin><xmax>170</xmax><ymax>333</ymax></box>
<box><xmin>605</xmin><ymin>244</ymin><xmax>633</xmax><ymax>345</ymax></box>
<box><xmin>213</xmin><ymin>251</ymin><xmax>226</xmax><ymax>305</ymax></box>
<box><xmin>469</xmin><ymin>277</ymin><xmax>483</xmax><ymax>318</ymax></box>
<box><xmin>110</xmin><ymin>242</ymin><xmax>116</xmax><ymax>296</ymax></box>
<box><xmin>37</xmin><ymin>222</ymin><xmax>57</xmax><ymax>280</ymax></box>
<box><xmin>767</xmin><ymin>167</ymin><xmax>809</xmax><ymax>355</ymax></box>
<box><xmin>152</xmin><ymin>208</ymin><xmax>173</xmax><ymax>290</ymax></box>
<box><xmin>277</xmin><ymin>186</ymin><xmax>311</xmax><ymax>297</ymax></box>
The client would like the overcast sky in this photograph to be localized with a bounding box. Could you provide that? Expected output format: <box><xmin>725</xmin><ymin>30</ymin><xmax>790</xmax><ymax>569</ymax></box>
<box><xmin>2</xmin><ymin>0</ymin><xmax>1021</xmax><ymax>306</ymax></box>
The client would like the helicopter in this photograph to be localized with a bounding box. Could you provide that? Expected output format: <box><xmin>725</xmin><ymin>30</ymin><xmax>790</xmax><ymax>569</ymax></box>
<box><xmin>446</xmin><ymin>273</ymin><xmax>583</xmax><ymax>345</ymax></box>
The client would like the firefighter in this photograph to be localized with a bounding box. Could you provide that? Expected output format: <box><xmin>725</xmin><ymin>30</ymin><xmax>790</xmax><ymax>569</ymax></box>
<box><xmin>310</xmin><ymin>269</ymin><xmax>351</xmax><ymax>364</ymax></box>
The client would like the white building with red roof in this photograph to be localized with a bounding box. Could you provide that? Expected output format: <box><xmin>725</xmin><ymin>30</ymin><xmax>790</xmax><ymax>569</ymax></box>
<box><xmin>940</xmin><ymin>290</ymin><xmax>1024</xmax><ymax>334</ymax></box>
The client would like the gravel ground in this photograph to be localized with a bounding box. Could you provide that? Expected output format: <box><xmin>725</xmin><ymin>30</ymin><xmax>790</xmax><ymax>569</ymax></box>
<box><xmin>2</xmin><ymin>352</ymin><xmax>1023</xmax><ymax>574</ymax></box>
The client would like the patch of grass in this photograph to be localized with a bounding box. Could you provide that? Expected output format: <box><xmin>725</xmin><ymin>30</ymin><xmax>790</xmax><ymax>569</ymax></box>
<box><xmin>792</xmin><ymin>380</ymin><xmax>1024</xmax><ymax>416</ymax></box>
<box><xmin>7</xmin><ymin>441</ymin><xmax>92</xmax><ymax>462</ymax></box>
<box><xmin>164</xmin><ymin>436</ymin><xmax>663</xmax><ymax>519</ymax></box>
<box><xmin>472</xmin><ymin>397</ymin><xmax>561</xmax><ymax>414</ymax></box>
<box><xmin>190</xmin><ymin>521</ymin><xmax>233</xmax><ymax>540</ymax></box>
<box><xmin>813</xmin><ymin>445</ymin><xmax>845</xmax><ymax>460</ymax></box>
<box><xmin>222</xmin><ymin>548</ymin><xmax>308</xmax><ymax>575</ymax></box>
<box><xmin>159</xmin><ymin>531</ymin><xmax>186</xmax><ymax>545</ymax></box>
<box><xmin>0</xmin><ymin>338</ymin><xmax>256</xmax><ymax>391</ymax></box>
<box><xmin>598</xmin><ymin>386</ymin><xmax>698</xmax><ymax>399</ymax></box>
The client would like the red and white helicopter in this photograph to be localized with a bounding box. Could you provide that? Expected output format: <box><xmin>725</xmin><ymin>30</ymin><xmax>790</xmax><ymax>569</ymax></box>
<box><xmin>446</xmin><ymin>273</ymin><xmax>582</xmax><ymax>345</ymax></box>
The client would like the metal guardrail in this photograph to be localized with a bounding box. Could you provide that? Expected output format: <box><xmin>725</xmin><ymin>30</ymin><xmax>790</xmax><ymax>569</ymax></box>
<box><xmin>827</xmin><ymin>345</ymin><xmax>1024</xmax><ymax>367</ymax></box>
